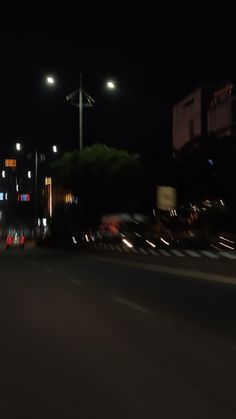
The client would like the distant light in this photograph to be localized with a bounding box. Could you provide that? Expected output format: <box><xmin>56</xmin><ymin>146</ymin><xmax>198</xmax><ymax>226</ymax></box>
<box><xmin>122</xmin><ymin>238</ymin><xmax>133</xmax><ymax>248</ymax></box>
<box><xmin>5</xmin><ymin>159</ymin><xmax>16</xmax><ymax>168</ymax></box>
<box><xmin>37</xmin><ymin>218</ymin><xmax>41</xmax><ymax>226</ymax></box>
<box><xmin>16</xmin><ymin>143</ymin><xmax>21</xmax><ymax>151</ymax></box>
<box><xmin>208</xmin><ymin>159</ymin><xmax>214</xmax><ymax>166</ymax></box>
<box><xmin>45</xmin><ymin>177</ymin><xmax>52</xmax><ymax>186</ymax></box>
<box><xmin>2</xmin><ymin>170</ymin><xmax>5</xmax><ymax>178</ymax></box>
<box><xmin>220</xmin><ymin>199</ymin><xmax>225</xmax><ymax>206</ymax></box>
<box><xmin>219</xmin><ymin>236</ymin><xmax>235</xmax><ymax>244</ymax></box>
<box><xmin>28</xmin><ymin>171</ymin><xmax>31</xmax><ymax>179</ymax></box>
<box><xmin>72</xmin><ymin>236</ymin><xmax>77</xmax><ymax>244</ymax></box>
<box><xmin>42</xmin><ymin>218</ymin><xmax>47</xmax><ymax>227</ymax></box>
<box><xmin>16</xmin><ymin>184</ymin><xmax>19</xmax><ymax>192</ymax></box>
<box><xmin>160</xmin><ymin>237</ymin><xmax>170</xmax><ymax>246</ymax></box>
<box><xmin>107</xmin><ymin>81</ymin><xmax>116</xmax><ymax>89</ymax></box>
<box><xmin>0</xmin><ymin>211</ymin><xmax>2</xmax><ymax>220</ymax></box>
<box><xmin>18</xmin><ymin>194</ymin><xmax>30</xmax><ymax>202</ymax></box>
<box><xmin>46</xmin><ymin>76</ymin><xmax>55</xmax><ymax>85</ymax></box>
<box><xmin>53</xmin><ymin>145</ymin><xmax>58</xmax><ymax>153</ymax></box>
<box><xmin>146</xmin><ymin>240</ymin><xmax>156</xmax><ymax>248</ymax></box>
<box><xmin>85</xmin><ymin>234</ymin><xmax>89</xmax><ymax>242</ymax></box>
<box><xmin>219</xmin><ymin>241</ymin><xmax>235</xmax><ymax>250</ymax></box>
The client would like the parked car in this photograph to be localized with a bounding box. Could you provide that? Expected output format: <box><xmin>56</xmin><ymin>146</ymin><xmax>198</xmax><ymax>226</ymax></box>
<box><xmin>6</xmin><ymin>231</ymin><xmax>25</xmax><ymax>250</ymax></box>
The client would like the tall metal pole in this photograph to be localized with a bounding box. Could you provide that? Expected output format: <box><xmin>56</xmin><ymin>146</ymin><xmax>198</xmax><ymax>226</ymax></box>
<box><xmin>79</xmin><ymin>72</ymin><xmax>83</xmax><ymax>152</ymax></box>
<box><xmin>35</xmin><ymin>149</ymin><xmax>38</xmax><ymax>235</ymax></box>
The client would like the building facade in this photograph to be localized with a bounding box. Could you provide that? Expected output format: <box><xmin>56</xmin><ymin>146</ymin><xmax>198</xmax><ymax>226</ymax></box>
<box><xmin>173</xmin><ymin>82</ymin><xmax>236</xmax><ymax>150</ymax></box>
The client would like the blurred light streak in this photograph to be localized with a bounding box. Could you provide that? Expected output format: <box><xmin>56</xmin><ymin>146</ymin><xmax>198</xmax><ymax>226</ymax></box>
<box><xmin>146</xmin><ymin>240</ymin><xmax>156</xmax><ymax>248</ymax></box>
<box><xmin>160</xmin><ymin>237</ymin><xmax>170</xmax><ymax>245</ymax></box>
<box><xmin>122</xmin><ymin>238</ymin><xmax>133</xmax><ymax>248</ymax></box>
<box><xmin>219</xmin><ymin>236</ymin><xmax>235</xmax><ymax>244</ymax></box>
<box><xmin>219</xmin><ymin>242</ymin><xmax>235</xmax><ymax>250</ymax></box>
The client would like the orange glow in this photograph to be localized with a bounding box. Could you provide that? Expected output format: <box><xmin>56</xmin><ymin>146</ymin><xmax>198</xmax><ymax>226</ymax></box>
<box><xmin>5</xmin><ymin>159</ymin><xmax>16</xmax><ymax>167</ymax></box>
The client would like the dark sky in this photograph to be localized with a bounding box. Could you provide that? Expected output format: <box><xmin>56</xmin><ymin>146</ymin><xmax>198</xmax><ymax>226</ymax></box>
<box><xmin>0</xmin><ymin>13</ymin><xmax>235</xmax><ymax>164</ymax></box>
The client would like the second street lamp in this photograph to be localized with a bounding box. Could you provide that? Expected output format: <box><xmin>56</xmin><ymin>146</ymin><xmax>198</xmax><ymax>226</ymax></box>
<box><xmin>16</xmin><ymin>143</ymin><xmax>58</xmax><ymax>237</ymax></box>
<box><xmin>66</xmin><ymin>75</ymin><xmax>116</xmax><ymax>152</ymax></box>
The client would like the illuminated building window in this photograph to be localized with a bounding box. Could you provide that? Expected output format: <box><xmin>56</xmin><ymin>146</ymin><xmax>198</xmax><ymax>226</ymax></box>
<box><xmin>17</xmin><ymin>194</ymin><xmax>30</xmax><ymax>202</ymax></box>
<box><xmin>5</xmin><ymin>159</ymin><xmax>16</xmax><ymax>168</ymax></box>
<box><xmin>64</xmin><ymin>193</ymin><xmax>79</xmax><ymax>204</ymax></box>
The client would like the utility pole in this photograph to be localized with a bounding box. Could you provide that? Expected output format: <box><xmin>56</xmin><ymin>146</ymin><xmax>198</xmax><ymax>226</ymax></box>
<box><xmin>79</xmin><ymin>72</ymin><xmax>83</xmax><ymax>152</ymax></box>
<box><xmin>34</xmin><ymin>149</ymin><xmax>38</xmax><ymax>235</ymax></box>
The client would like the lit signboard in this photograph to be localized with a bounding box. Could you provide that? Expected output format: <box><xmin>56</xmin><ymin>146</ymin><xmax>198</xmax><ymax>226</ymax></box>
<box><xmin>5</xmin><ymin>159</ymin><xmax>16</xmax><ymax>168</ymax></box>
<box><xmin>0</xmin><ymin>192</ymin><xmax>8</xmax><ymax>201</ymax></box>
<box><xmin>17</xmin><ymin>194</ymin><xmax>30</xmax><ymax>202</ymax></box>
<box><xmin>45</xmin><ymin>177</ymin><xmax>52</xmax><ymax>185</ymax></box>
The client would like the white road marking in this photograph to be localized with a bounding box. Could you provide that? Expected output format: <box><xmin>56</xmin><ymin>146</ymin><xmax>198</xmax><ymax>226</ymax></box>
<box><xmin>111</xmin><ymin>294</ymin><xmax>150</xmax><ymax>315</ymax></box>
<box><xmin>29</xmin><ymin>261</ymin><xmax>40</xmax><ymax>267</ymax></box>
<box><xmin>170</xmin><ymin>250</ymin><xmax>185</xmax><ymax>257</ymax></box>
<box><xmin>148</xmin><ymin>249</ymin><xmax>159</xmax><ymax>256</ymax></box>
<box><xmin>123</xmin><ymin>245</ymin><xmax>131</xmax><ymax>252</ymax></box>
<box><xmin>138</xmin><ymin>247</ymin><xmax>149</xmax><ymax>255</ymax></box>
<box><xmin>158</xmin><ymin>249</ymin><xmax>171</xmax><ymax>256</ymax></box>
<box><xmin>201</xmin><ymin>250</ymin><xmax>219</xmax><ymax>259</ymax></box>
<box><xmin>94</xmin><ymin>256</ymin><xmax>236</xmax><ymax>287</ymax></box>
<box><xmin>66</xmin><ymin>277</ymin><xmax>82</xmax><ymax>285</ymax></box>
<box><xmin>219</xmin><ymin>251</ymin><xmax>236</xmax><ymax>260</ymax></box>
<box><xmin>185</xmin><ymin>250</ymin><xmax>201</xmax><ymax>258</ymax></box>
<box><xmin>43</xmin><ymin>268</ymin><xmax>56</xmax><ymax>274</ymax></box>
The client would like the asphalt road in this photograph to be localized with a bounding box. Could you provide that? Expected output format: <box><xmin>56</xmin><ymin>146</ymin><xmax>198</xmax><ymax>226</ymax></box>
<box><xmin>1</xmin><ymin>247</ymin><xmax>236</xmax><ymax>418</ymax></box>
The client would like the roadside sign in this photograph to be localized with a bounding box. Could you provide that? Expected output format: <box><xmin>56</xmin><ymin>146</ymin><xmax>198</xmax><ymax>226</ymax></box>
<box><xmin>157</xmin><ymin>186</ymin><xmax>176</xmax><ymax>210</ymax></box>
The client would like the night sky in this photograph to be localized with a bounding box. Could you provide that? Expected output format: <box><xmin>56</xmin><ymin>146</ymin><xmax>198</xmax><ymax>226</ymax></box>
<box><xmin>0</xmin><ymin>13</ymin><xmax>235</xmax><ymax>167</ymax></box>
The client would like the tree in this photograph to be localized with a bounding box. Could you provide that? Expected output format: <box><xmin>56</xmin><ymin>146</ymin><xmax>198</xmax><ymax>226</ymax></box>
<box><xmin>52</xmin><ymin>144</ymin><xmax>145</xmax><ymax>228</ymax></box>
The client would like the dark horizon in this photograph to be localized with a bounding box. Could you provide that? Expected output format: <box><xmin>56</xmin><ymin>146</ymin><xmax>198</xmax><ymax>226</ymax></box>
<box><xmin>1</xmin><ymin>14</ymin><xmax>236</xmax><ymax>162</ymax></box>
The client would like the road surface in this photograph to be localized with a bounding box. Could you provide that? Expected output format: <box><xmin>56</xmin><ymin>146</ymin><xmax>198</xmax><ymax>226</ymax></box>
<box><xmin>1</xmin><ymin>247</ymin><xmax>236</xmax><ymax>418</ymax></box>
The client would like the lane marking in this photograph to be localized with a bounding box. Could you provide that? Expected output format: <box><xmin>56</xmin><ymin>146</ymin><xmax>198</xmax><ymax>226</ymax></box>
<box><xmin>94</xmin><ymin>255</ymin><xmax>236</xmax><ymax>287</ymax></box>
<box><xmin>148</xmin><ymin>248</ymin><xmax>159</xmax><ymax>256</ymax></box>
<box><xmin>123</xmin><ymin>246</ymin><xmax>131</xmax><ymax>252</ymax></box>
<box><xmin>138</xmin><ymin>247</ymin><xmax>149</xmax><ymax>255</ymax></box>
<box><xmin>171</xmin><ymin>250</ymin><xmax>185</xmax><ymax>257</ymax></box>
<box><xmin>185</xmin><ymin>250</ymin><xmax>201</xmax><ymax>258</ymax></box>
<box><xmin>219</xmin><ymin>251</ymin><xmax>236</xmax><ymax>260</ymax></box>
<box><xmin>201</xmin><ymin>250</ymin><xmax>219</xmax><ymax>259</ymax></box>
<box><xmin>43</xmin><ymin>268</ymin><xmax>56</xmax><ymax>274</ymax></box>
<box><xmin>111</xmin><ymin>294</ymin><xmax>150</xmax><ymax>315</ymax></box>
<box><xmin>66</xmin><ymin>277</ymin><xmax>82</xmax><ymax>285</ymax></box>
<box><xmin>158</xmin><ymin>249</ymin><xmax>171</xmax><ymax>256</ymax></box>
<box><xmin>29</xmin><ymin>261</ymin><xmax>40</xmax><ymax>267</ymax></box>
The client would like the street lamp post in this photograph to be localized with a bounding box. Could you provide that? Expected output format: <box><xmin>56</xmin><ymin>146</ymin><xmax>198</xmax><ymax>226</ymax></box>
<box><xmin>79</xmin><ymin>73</ymin><xmax>83</xmax><ymax>152</ymax></box>
<box><xmin>34</xmin><ymin>149</ymin><xmax>38</xmax><ymax>233</ymax></box>
<box><xmin>66</xmin><ymin>75</ymin><xmax>116</xmax><ymax>152</ymax></box>
<box><xmin>16</xmin><ymin>143</ymin><xmax>57</xmax><ymax>237</ymax></box>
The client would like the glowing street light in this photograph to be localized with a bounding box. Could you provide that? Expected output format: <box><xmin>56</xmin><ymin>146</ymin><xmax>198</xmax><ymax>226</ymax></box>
<box><xmin>2</xmin><ymin>170</ymin><xmax>5</xmax><ymax>178</ymax></box>
<box><xmin>16</xmin><ymin>143</ymin><xmax>22</xmax><ymax>151</ymax></box>
<box><xmin>28</xmin><ymin>171</ymin><xmax>32</xmax><ymax>179</ymax></box>
<box><xmin>46</xmin><ymin>76</ymin><xmax>55</xmax><ymax>85</ymax></box>
<box><xmin>52</xmin><ymin>145</ymin><xmax>58</xmax><ymax>153</ymax></box>
<box><xmin>106</xmin><ymin>80</ymin><xmax>116</xmax><ymax>89</ymax></box>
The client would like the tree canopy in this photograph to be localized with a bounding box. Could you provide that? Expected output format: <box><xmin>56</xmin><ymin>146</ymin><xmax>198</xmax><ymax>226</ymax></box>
<box><xmin>52</xmin><ymin>144</ymin><xmax>145</xmax><ymax>226</ymax></box>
